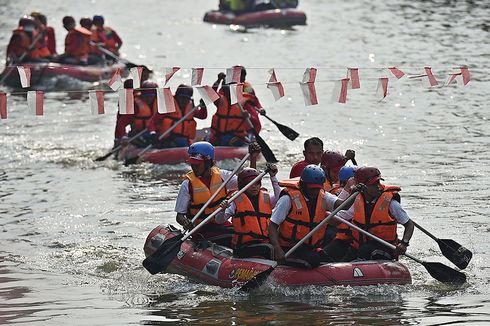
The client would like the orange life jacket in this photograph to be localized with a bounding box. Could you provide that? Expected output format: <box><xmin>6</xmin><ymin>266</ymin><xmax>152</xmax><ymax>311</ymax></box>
<box><xmin>323</xmin><ymin>179</ymin><xmax>342</xmax><ymax>195</ymax></box>
<box><xmin>65</xmin><ymin>27</ymin><xmax>91</xmax><ymax>60</ymax></box>
<box><xmin>350</xmin><ymin>185</ymin><xmax>401</xmax><ymax>249</ymax></box>
<box><xmin>186</xmin><ymin>166</ymin><xmax>228</xmax><ymax>224</ymax></box>
<box><xmin>7</xmin><ymin>29</ymin><xmax>38</xmax><ymax>60</ymax></box>
<box><xmin>210</xmin><ymin>92</ymin><xmax>249</xmax><ymax>140</ymax></box>
<box><xmin>102</xmin><ymin>26</ymin><xmax>119</xmax><ymax>53</ymax></box>
<box><xmin>231</xmin><ymin>189</ymin><xmax>272</xmax><ymax>248</ymax></box>
<box><xmin>130</xmin><ymin>97</ymin><xmax>153</xmax><ymax>134</ymax></box>
<box><xmin>34</xmin><ymin>28</ymin><xmax>52</xmax><ymax>58</ymax></box>
<box><xmin>278</xmin><ymin>182</ymin><xmax>328</xmax><ymax>248</ymax></box>
<box><xmin>155</xmin><ymin>99</ymin><xmax>196</xmax><ymax>141</ymax></box>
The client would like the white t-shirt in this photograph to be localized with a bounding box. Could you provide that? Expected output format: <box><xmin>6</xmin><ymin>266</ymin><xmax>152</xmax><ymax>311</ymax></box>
<box><xmin>335</xmin><ymin>196</ymin><xmax>410</xmax><ymax>225</ymax></box>
<box><xmin>174</xmin><ymin>169</ymin><xmax>238</xmax><ymax>214</ymax></box>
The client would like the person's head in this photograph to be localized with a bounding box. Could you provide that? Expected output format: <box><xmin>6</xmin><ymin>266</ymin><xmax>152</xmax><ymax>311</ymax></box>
<box><xmin>338</xmin><ymin>166</ymin><xmax>357</xmax><ymax>187</ymax></box>
<box><xmin>141</xmin><ymin>65</ymin><xmax>152</xmax><ymax>82</ymax></box>
<box><xmin>19</xmin><ymin>16</ymin><xmax>36</xmax><ymax>33</ymax></box>
<box><xmin>30</xmin><ymin>12</ymin><xmax>47</xmax><ymax>26</ymax></box>
<box><xmin>355</xmin><ymin>166</ymin><xmax>384</xmax><ymax>198</ymax></box>
<box><xmin>303</xmin><ymin>137</ymin><xmax>323</xmax><ymax>165</ymax></box>
<box><xmin>175</xmin><ymin>84</ymin><xmax>193</xmax><ymax>100</ymax></box>
<box><xmin>321</xmin><ymin>150</ymin><xmax>346</xmax><ymax>182</ymax></box>
<box><xmin>187</xmin><ymin>141</ymin><xmax>215</xmax><ymax>176</ymax></box>
<box><xmin>123</xmin><ymin>79</ymin><xmax>133</xmax><ymax>89</ymax></box>
<box><xmin>299</xmin><ymin>164</ymin><xmax>326</xmax><ymax>199</ymax></box>
<box><xmin>139</xmin><ymin>80</ymin><xmax>158</xmax><ymax>102</ymax></box>
<box><xmin>92</xmin><ymin>15</ymin><xmax>104</xmax><ymax>27</ymax></box>
<box><xmin>79</xmin><ymin>17</ymin><xmax>92</xmax><ymax>29</ymax></box>
<box><xmin>238</xmin><ymin>168</ymin><xmax>261</xmax><ymax>196</ymax></box>
<box><xmin>62</xmin><ymin>16</ymin><xmax>76</xmax><ymax>30</ymax></box>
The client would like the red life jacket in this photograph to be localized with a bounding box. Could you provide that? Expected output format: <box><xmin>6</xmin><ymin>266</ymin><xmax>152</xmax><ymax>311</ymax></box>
<box><xmin>65</xmin><ymin>27</ymin><xmax>91</xmax><ymax>61</ymax></box>
<box><xmin>7</xmin><ymin>29</ymin><xmax>38</xmax><ymax>60</ymax></box>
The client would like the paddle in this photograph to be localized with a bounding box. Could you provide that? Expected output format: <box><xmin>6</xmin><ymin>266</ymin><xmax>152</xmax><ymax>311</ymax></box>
<box><xmin>124</xmin><ymin>105</ymin><xmax>199</xmax><ymax>165</ymax></box>
<box><xmin>253</xmin><ymin>107</ymin><xmax>299</xmax><ymax>141</ymax></box>
<box><xmin>412</xmin><ymin>220</ymin><xmax>472</xmax><ymax>270</ymax></box>
<box><xmin>332</xmin><ymin>215</ymin><xmax>467</xmax><ymax>285</ymax></box>
<box><xmin>93</xmin><ymin>43</ymin><xmax>141</xmax><ymax>69</ymax></box>
<box><xmin>236</xmin><ymin>101</ymin><xmax>278</xmax><ymax>163</ymax></box>
<box><xmin>94</xmin><ymin>128</ymin><xmax>149</xmax><ymax>162</ymax></box>
<box><xmin>143</xmin><ymin>168</ymin><xmax>270</xmax><ymax>274</ymax></box>
<box><xmin>240</xmin><ymin>190</ymin><xmax>359</xmax><ymax>292</ymax></box>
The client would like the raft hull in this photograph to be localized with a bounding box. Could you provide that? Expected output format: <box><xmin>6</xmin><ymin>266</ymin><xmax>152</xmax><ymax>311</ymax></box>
<box><xmin>144</xmin><ymin>225</ymin><xmax>412</xmax><ymax>288</ymax></box>
<box><xmin>203</xmin><ymin>9</ymin><xmax>307</xmax><ymax>27</ymax></box>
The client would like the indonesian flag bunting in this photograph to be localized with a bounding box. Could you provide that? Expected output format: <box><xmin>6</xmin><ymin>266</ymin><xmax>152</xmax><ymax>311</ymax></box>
<box><xmin>196</xmin><ymin>85</ymin><xmax>220</xmax><ymax>106</ymax></box>
<box><xmin>0</xmin><ymin>92</ymin><xmax>6</xmax><ymax>119</ymax></box>
<box><xmin>225</xmin><ymin>66</ymin><xmax>242</xmax><ymax>84</ymax></box>
<box><xmin>269</xmin><ymin>68</ymin><xmax>278</xmax><ymax>83</ymax></box>
<box><xmin>107</xmin><ymin>68</ymin><xmax>123</xmax><ymax>91</ymax></box>
<box><xmin>89</xmin><ymin>90</ymin><xmax>105</xmax><ymax>115</ymax></box>
<box><xmin>445</xmin><ymin>67</ymin><xmax>471</xmax><ymax>86</ymax></box>
<box><xmin>267</xmin><ymin>82</ymin><xmax>285</xmax><ymax>101</ymax></box>
<box><xmin>424</xmin><ymin>66</ymin><xmax>438</xmax><ymax>87</ymax></box>
<box><xmin>129</xmin><ymin>66</ymin><xmax>143</xmax><ymax>89</ymax></box>
<box><xmin>27</xmin><ymin>90</ymin><xmax>44</xmax><ymax>116</ymax></box>
<box><xmin>389</xmin><ymin>67</ymin><xmax>405</xmax><ymax>79</ymax></box>
<box><xmin>347</xmin><ymin>68</ymin><xmax>360</xmax><ymax>89</ymax></box>
<box><xmin>17</xmin><ymin>66</ymin><xmax>31</xmax><ymax>88</ymax></box>
<box><xmin>229</xmin><ymin>83</ymin><xmax>244</xmax><ymax>105</ymax></box>
<box><xmin>164</xmin><ymin>67</ymin><xmax>180</xmax><ymax>85</ymax></box>
<box><xmin>331</xmin><ymin>78</ymin><xmax>349</xmax><ymax>104</ymax></box>
<box><xmin>118</xmin><ymin>88</ymin><xmax>134</xmax><ymax>115</ymax></box>
<box><xmin>302</xmin><ymin>68</ymin><xmax>317</xmax><ymax>83</ymax></box>
<box><xmin>299</xmin><ymin>82</ymin><xmax>318</xmax><ymax>106</ymax></box>
<box><xmin>191</xmin><ymin>68</ymin><xmax>204</xmax><ymax>86</ymax></box>
<box><xmin>156</xmin><ymin>87</ymin><xmax>176</xmax><ymax>114</ymax></box>
<box><xmin>376</xmin><ymin>77</ymin><xmax>389</xmax><ymax>101</ymax></box>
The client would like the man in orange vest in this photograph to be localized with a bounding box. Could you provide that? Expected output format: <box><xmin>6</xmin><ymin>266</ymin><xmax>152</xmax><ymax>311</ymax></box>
<box><xmin>268</xmin><ymin>165</ymin><xmax>346</xmax><ymax>268</ymax></box>
<box><xmin>90</xmin><ymin>15</ymin><xmax>122</xmax><ymax>61</ymax></box>
<box><xmin>6</xmin><ymin>16</ymin><xmax>44</xmax><ymax>64</ymax></box>
<box><xmin>324</xmin><ymin>166</ymin><xmax>414</xmax><ymax>262</ymax></box>
<box><xmin>30</xmin><ymin>12</ymin><xmax>55</xmax><ymax>59</ymax></box>
<box><xmin>215</xmin><ymin>165</ymin><xmax>280</xmax><ymax>259</ymax></box>
<box><xmin>56</xmin><ymin>16</ymin><xmax>91</xmax><ymax>65</ymax></box>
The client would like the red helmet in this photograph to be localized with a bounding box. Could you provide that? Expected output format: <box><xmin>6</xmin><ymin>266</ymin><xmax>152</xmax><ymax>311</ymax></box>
<box><xmin>321</xmin><ymin>151</ymin><xmax>346</xmax><ymax>169</ymax></box>
<box><xmin>238</xmin><ymin>168</ymin><xmax>260</xmax><ymax>189</ymax></box>
<box><xmin>355</xmin><ymin>167</ymin><xmax>383</xmax><ymax>185</ymax></box>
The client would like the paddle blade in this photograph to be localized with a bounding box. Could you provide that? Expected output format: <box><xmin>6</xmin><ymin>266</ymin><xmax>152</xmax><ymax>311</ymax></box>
<box><xmin>423</xmin><ymin>261</ymin><xmax>467</xmax><ymax>285</ymax></box>
<box><xmin>239</xmin><ymin>265</ymin><xmax>275</xmax><ymax>292</ymax></box>
<box><xmin>276</xmin><ymin>123</ymin><xmax>299</xmax><ymax>141</ymax></box>
<box><xmin>124</xmin><ymin>156</ymin><xmax>140</xmax><ymax>166</ymax></box>
<box><xmin>95</xmin><ymin>152</ymin><xmax>113</xmax><ymax>162</ymax></box>
<box><xmin>437</xmin><ymin>239</ymin><xmax>472</xmax><ymax>270</ymax></box>
<box><xmin>142</xmin><ymin>234</ymin><xmax>184</xmax><ymax>275</ymax></box>
<box><xmin>255</xmin><ymin>133</ymin><xmax>278</xmax><ymax>163</ymax></box>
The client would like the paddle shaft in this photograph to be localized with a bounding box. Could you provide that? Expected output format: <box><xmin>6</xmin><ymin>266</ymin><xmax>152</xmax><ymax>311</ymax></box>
<box><xmin>190</xmin><ymin>152</ymin><xmax>251</xmax><ymax>224</ymax></box>
<box><xmin>182</xmin><ymin>170</ymin><xmax>269</xmax><ymax>242</ymax></box>
<box><xmin>94</xmin><ymin>43</ymin><xmax>134</xmax><ymax>66</ymax></box>
<box><xmin>411</xmin><ymin>220</ymin><xmax>439</xmax><ymax>242</ymax></box>
<box><xmin>96</xmin><ymin>128</ymin><xmax>148</xmax><ymax>161</ymax></box>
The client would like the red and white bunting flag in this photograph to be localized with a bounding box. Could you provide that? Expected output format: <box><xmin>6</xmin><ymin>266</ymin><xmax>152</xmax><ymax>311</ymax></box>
<box><xmin>388</xmin><ymin>67</ymin><xmax>405</xmax><ymax>79</ymax></box>
<box><xmin>267</xmin><ymin>82</ymin><xmax>285</xmax><ymax>101</ymax></box>
<box><xmin>229</xmin><ymin>83</ymin><xmax>244</xmax><ymax>105</ymax></box>
<box><xmin>424</xmin><ymin>67</ymin><xmax>438</xmax><ymax>87</ymax></box>
<box><xmin>156</xmin><ymin>87</ymin><xmax>176</xmax><ymax>114</ymax></box>
<box><xmin>89</xmin><ymin>90</ymin><xmax>105</xmax><ymax>115</ymax></box>
<box><xmin>347</xmin><ymin>68</ymin><xmax>360</xmax><ymax>89</ymax></box>
<box><xmin>445</xmin><ymin>67</ymin><xmax>471</xmax><ymax>87</ymax></box>
<box><xmin>302</xmin><ymin>68</ymin><xmax>317</xmax><ymax>83</ymax></box>
<box><xmin>269</xmin><ymin>68</ymin><xmax>278</xmax><ymax>83</ymax></box>
<box><xmin>376</xmin><ymin>77</ymin><xmax>389</xmax><ymax>100</ymax></box>
<box><xmin>107</xmin><ymin>68</ymin><xmax>123</xmax><ymax>91</ymax></box>
<box><xmin>460</xmin><ymin>67</ymin><xmax>471</xmax><ymax>85</ymax></box>
<box><xmin>130</xmin><ymin>66</ymin><xmax>143</xmax><ymax>89</ymax></box>
<box><xmin>191</xmin><ymin>68</ymin><xmax>204</xmax><ymax>86</ymax></box>
<box><xmin>27</xmin><ymin>90</ymin><xmax>44</xmax><ymax>116</ymax></box>
<box><xmin>299</xmin><ymin>82</ymin><xmax>318</xmax><ymax>106</ymax></box>
<box><xmin>331</xmin><ymin>78</ymin><xmax>349</xmax><ymax>104</ymax></box>
<box><xmin>17</xmin><ymin>66</ymin><xmax>31</xmax><ymax>88</ymax></box>
<box><xmin>225</xmin><ymin>66</ymin><xmax>242</xmax><ymax>84</ymax></box>
<box><xmin>0</xmin><ymin>92</ymin><xmax>7</xmax><ymax>119</ymax></box>
<box><xmin>196</xmin><ymin>85</ymin><xmax>220</xmax><ymax>105</ymax></box>
<box><xmin>118</xmin><ymin>89</ymin><xmax>134</xmax><ymax>114</ymax></box>
<box><xmin>164</xmin><ymin>67</ymin><xmax>180</xmax><ymax>85</ymax></box>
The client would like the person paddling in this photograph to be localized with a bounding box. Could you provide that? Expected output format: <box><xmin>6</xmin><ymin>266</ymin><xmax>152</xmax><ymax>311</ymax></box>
<box><xmin>90</xmin><ymin>15</ymin><xmax>122</xmax><ymax>61</ymax></box>
<box><xmin>320</xmin><ymin>150</ymin><xmax>356</xmax><ymax>195</ymax></box>
<box><xmin>56</xmin><ymin>16</ymin><xmax>91</xmax><ymax>65</ymax></box>
<box><xmin>6</xmin><ymin>16</ymin><xmax>45</xmax><ymax>64</ymax></box>
<box><xmin>289</xmin><ymin>137</ymin><xmax>324</xmax><ymax>178</ymax></box>
<box><xmin>216</xmin><ymin>165</ymin><xmax>280</xmax><ymax>259</ymax></box>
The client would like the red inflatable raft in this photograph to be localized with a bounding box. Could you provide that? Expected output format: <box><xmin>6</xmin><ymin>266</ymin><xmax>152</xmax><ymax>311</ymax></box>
<box><xmin>0</xmin><ymin>62</ymin><xmax>126</xmax><ymax>88</ymax></box>
<box><xmin>203</xmin><ymin>8</ymin><xmax>307</xmax><ymax>28</ymax></box>
<box><xmin>144</xmin><ymin>225</ymin><xmax>412</xmax><ymax>288</ymax></box>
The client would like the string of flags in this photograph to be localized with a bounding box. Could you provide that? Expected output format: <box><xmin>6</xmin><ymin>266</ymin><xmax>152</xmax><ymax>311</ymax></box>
<box><xmin>0</xmin><ymin>65</ymin><xmax>471</xmax><ymax>120</ymax></box>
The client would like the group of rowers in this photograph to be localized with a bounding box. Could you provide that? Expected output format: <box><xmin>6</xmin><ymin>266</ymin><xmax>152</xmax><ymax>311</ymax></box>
<box><xmin>6</xmin><ymin>12</ymin><xmax>122</xmax><ymax>66</ymax></box>
<box><xmin>219</xmin><ymin>0</ymin><xmax>299</xmax><ymax>15</ymax></box>
<box><xmin>173</xmin><ymin>138</ymin><xmax>415</xmax><ymax>268</ymax></box>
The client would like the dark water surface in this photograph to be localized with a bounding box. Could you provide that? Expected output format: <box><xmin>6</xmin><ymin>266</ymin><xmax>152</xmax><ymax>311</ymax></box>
<box><xmin>1</xmin><ymin>0</ymin><xmax>489</xmax><ymax>325</ymax></box>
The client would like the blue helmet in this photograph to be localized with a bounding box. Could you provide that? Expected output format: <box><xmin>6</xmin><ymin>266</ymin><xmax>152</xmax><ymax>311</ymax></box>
<box><xmin>339</xmin><ymin>166</ymin><xmax>357</xmax><ymax>183</ymax></box>
<box><xmin>187</xmin><ymin>141</ymin><xmax>214</xmax><ymax>163</ymax></box>
<box><xmin>92</xmin><ymin>15</ymin><xmax>104</xmax><ymax>24</ymax></box>
<box><xmin>300</xmin><ymin>164</ymin><xmax>326</xmax><ymax>185</ymax></box>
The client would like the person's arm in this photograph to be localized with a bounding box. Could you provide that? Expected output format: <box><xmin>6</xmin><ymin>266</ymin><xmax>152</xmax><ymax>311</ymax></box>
<box><xmin>244</xmin><ymin>101</ymin><xmax>261</xmax><ymax>133</ymax></box>
<box><xmin>193</xmin><ymin>99</ymin><xmax>208</xmax><ymax>119</ymax></box>
<box><xmin>212</xmin><ymin>72</ymin><xmax>225</xmax><ymax>91</ymax></box>
<box><xmin>390</xmin><ymin>200</ymin><xmax>414</xmax><ymax>254</ymax></box>
<box><xmin>174</xmin><ymin>180</ymin><xmax>193</xmax><ymax>230</ymax></box>
<box><xmin>112</xmin><ymin>30</ymin><xmax>123</xmax><ymax>49</ymax></box>
<box><xmin>220</xmin><ymin>170</ymin><xmax>238</xmax><ymax>192</ymax></box>
<box><xmin>248</xmin><ymin>142</ymin><xmax>261</xmax><ymax>169</ymax></box>
<box><xmin>114</xmin><ymin>113</ymin><xmax>133</xmax><ymax>139</ymax></box>
<box><xmin>215</xmin><ymin>200</ymin><xmax>235</xmax><ymax>224</ymax></box>
<box><xmin>268</xmin><ymin>221</ymin><xmax>285</xmax><ymax>264</ymax></box>
<box><xmin>269</xmin><ymin>195</ymin><xmax>291</xmax><ymax>263</ymax></box>
<box><xmin>267</xmin><ymin>165</ymin><xmax>281</xmax><ymax>207</ymax></box>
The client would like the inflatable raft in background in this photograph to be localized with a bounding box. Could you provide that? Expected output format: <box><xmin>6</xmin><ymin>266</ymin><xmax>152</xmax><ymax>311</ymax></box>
<box><xmin>144</xmin><ymin>225</ymin><xmax>412</xmax><ymax>288</ymax></box>
<box><xmin>0</xmin><ymin>62</ymin><xmax>126</xmax><ymax>88</ymax></box>
<box><xmin>203</xmin><ymin>8</ymin><xmax>307</xmax><ymax>28</ymax></box>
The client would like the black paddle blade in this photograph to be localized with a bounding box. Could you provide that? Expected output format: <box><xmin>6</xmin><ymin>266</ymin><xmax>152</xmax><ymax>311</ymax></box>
<box><xmin>423</xmin><ymin>261</ymin><xmax>467</xmax><ymax>285</ymax></box>
<box><xmin>124</xmin><ymin>156</ymin><xmax>140</xmax><ymax>166</ymax></box>
<box><xmin>142</xmin><ymin>234</ymin><xmax>184</xmax><ymax>275</ymax></box>
<box><xmin>95</xmin><ymin>152</ymin><xmax>113</xmax><ymax>162</ymax></box>
<box><xmin>277</xmin><ymin>123</ymin><xmax>299</xmax><ymax>141</ymax></box>
<box><xmin>255</xmin><ymin>133</ymin><xmax>278</xmax><ymax>163</ymax></box>
<box><xmin>239</xmin><ymin>266</ymin><xmax>275</xmax><ymax>292</ymax></box>
<box><xmin>438</xmin><ymin>239</ymin><xmax>472</xmax><ymax>270</ymax></box>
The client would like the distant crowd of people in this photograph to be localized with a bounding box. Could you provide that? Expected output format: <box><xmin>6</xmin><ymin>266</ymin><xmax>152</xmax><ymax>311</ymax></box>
<box><xmin>6</xmin><ymin>12</ymin><xmax>122</xmax><ymax>66</ymax></box>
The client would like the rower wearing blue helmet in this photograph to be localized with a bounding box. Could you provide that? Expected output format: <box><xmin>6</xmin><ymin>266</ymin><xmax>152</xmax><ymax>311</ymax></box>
<box><xmin>339</xmin><ymin>166</ymin><xmax>358</xmax><ymax>187</ymax></box>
